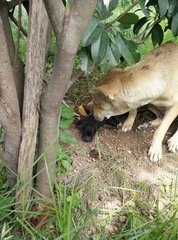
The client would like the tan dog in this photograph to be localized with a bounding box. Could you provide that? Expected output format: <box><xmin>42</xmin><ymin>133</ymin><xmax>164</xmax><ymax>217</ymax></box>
<box><xmin>91</xmin><ymin>42</ymin><xmax>178</xmax><ymax>162</ymax></box>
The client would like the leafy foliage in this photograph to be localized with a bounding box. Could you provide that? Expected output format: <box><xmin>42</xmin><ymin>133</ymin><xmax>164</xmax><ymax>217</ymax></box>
<box><xmin>80</xmin><ymin>0</ymin><xmax>140</xmax><ymax>73</ymax></box>
<box><xmin>58</xmin><ymin>104</ymin><xmax>77</xmax><ymax>173</ymax></box>
<box><xmin>79</xmin><ymin>0</ymin><xmax>178</xmax><ymax>73</ymax></box>
<box><xmin>134</xmin><ymin>0</ymin><xmax>178</xmax><ymax>46</ymax></box>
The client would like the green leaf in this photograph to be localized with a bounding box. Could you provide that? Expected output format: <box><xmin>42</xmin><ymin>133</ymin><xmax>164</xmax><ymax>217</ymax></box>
<box><xmin>59</xmin><ymin>118</ymin><xmax>74</xmax><ymax>129</ymax></box>
<box><xmin>79</xmin><ymin>48</ymin><xmax>93</xmax><ymax>73</ymax></box>
<box><xmin>61</xmin><ymin>160</ymin><xmax>72</xmax><ymax>171</ymax></box>
<box><xmin>146</xmin><ymin>0</ymin><xmax>158</xmax><ymax>8</ymax></box>
<box><xmin>91</xmin><ymin>31</ymin><xmax>109</xmax><ymax>64</ymax></box>
<box><xmin>56</xmin><ymin>146</ymin><xmax>72</xmax><ymax>162</ymax></box>
<box><xmin>151</xmin><ymin>23</ymin><xmax>163</xmax><ymax>46</ymax></box>
<box><xmin>168</xmin><ymin>0</ymin><xmax>178</xmax><ymax>16</ymax></box>
<box><xmin>110</xmin><ymin>43</ymin><xmax>121</xmax><ymax>61</ymax></box>
<box><xmin>105</xmin><ymin>46</ymin><xmax>118</xmax><ymax>66</ymax></box>
<box><xmin>109</xmin><ymin>0</ymin><xmax>119</xmax><ymax>12</ymax></box>
<box><xmin>133</xmin><ymin>17</ymin><xmax>147</xmax><ymax>34</ymax></box>
<box><xmin>118</xmin><ymin>13</ymin><xmax>139</xmax><ymax>25</ymax></box>
<box><xmin>140</xmin><ymin>0</ymin><xmax>150</xmax><ymax>17</ymax></box>
<box><xmin>100</xmin><ymin>63</ymin><xmax>110</xmax><ymax>74</ymax></box>
<box><xmin>96</xmin><ymin>0</ymin><xmax>108</xmax><ymax>20</ymax></box>
<box><xmin>119</xmin><ymin>23</ymin><xmax>132</xmax><ymax>30</ymax></box>
<box><xmin>116</xmin><ymin>34</ymin><xmax>135</xmax><ymax>65</ymax></box>
<box><xmin>171</xmin><ymin>12</ymin><xmax>178</xmax><ymax>36</ymax></box>
<box><xmin>59</xmin><ymin>104</ymin><xmax>74</xmax><ymax>128</ymax></box>
<box><xmin>60</xmin><ymin>130</ymin><xmax>77</xmax><ymax>145</ymax></box>
<box><xmin>61</xmin><ymin>104</ymin><xmax>74</xmax><ymax>119</ymax></box>
<box><xmin>82</xmin><ymin>17</ymin><xmax>104</xmax><ymax>46</ymax></box>
<box><xmin>158</xmin><ymin>0</ymin><xmax>169</xmax><ymax>16</ymax></box>
<box><xmin>67</xmin><ymin>193</ymin><xmax>80</xmax><ymax>207</ymax></box>
<box><xmin>126</xmin><ymin>41</ymin><xmax>141</xmax><ymax>63</ymax></box>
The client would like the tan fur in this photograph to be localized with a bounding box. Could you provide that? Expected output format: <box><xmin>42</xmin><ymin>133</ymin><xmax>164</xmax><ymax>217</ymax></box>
<box><xmin>91</xmin><ymin>42</ymin><xmax>178</xmax><ymax>162</ymax></box>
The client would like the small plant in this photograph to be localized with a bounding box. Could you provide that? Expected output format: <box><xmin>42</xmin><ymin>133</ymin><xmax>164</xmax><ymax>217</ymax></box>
<box><xmin>56</xmin><ymin>145</ymin><xmax>73</xmax><ymax>173</ymax></box>
<box><xmin>0</xmin><ymin>223</ymin><xmax>12</xmax><ymax>240</ymax></box>
<box><xmin>57</xmin><ymin>103</ymin><xmax>77</xmax><ymax>174</ymax></box>
<box><xmin>59</xmin><ymin>103</ymin><xmax>77</xmax><ymax>146</ymax></box>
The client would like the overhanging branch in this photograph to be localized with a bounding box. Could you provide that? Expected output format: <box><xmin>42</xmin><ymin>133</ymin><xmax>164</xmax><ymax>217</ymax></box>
<box><xmin>105</xmin><ymin>0</ymin><xmax>140</xmax><ymax>29</ymax></box>
<box><xmin>7</xmin><ymin>0</ymin><xmax>26</xmax><ymax>10</ymax></box>
<box><xmin>43</xmin><ymin>0</ymin><xmax>65</xmax><ymax>37</ymax></box>
<box><xmin>9</xmin><ymin>11</ymin><xmax>27</xmax><ymax>37</ymax></box>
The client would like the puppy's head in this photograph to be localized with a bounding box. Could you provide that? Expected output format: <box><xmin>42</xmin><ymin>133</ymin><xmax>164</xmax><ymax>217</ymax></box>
<box><xmin>91</xmin><ymin>85</ymin><xmax>129</xmax><ymax>121</ymax></box>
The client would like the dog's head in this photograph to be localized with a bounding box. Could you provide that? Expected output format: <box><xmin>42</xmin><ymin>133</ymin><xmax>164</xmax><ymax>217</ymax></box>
<box><xmin>91</xmin><ymin>85</ymin><xmax>130</xmax><ymax>121</ymax></box>
<box><xmin>90</xmin><ymin>68</ymin><xmax>133</xmax><ymax>121</ymax></box>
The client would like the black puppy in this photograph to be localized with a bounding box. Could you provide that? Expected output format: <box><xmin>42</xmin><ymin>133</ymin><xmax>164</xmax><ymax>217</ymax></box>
<box><xmin>75</xmin><ymin>104</ymin><xmax>162</xmax><ymax>142</ymax></box>
<box><xmin>75</xmin><ymin>115</ymin><xmax>105</xmax><ymax>142</ymax></box>
<box><xmin>75</xmin><ymin>114</ymin><xmax>127</xmax><ymax>142</ymax></box>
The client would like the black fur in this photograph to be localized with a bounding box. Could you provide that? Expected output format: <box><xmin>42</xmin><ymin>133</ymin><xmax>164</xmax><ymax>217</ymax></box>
<box><xmin>75</xmin><ymin>114</ymin><xmax>127</xmax><ymax>142</ymax></box>
<box><xmin>75</xmin><ymin>115</ymin><xmax>105</xmax><ymax>142</ymax></box>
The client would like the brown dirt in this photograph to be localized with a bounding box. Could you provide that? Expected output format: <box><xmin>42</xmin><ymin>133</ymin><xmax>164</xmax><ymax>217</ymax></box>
<box><xmin>65</xmin><ymin>70</ymin><xmax>178</xmax><ymax>188</ymax></box>
<box><xmin>65</xmin><ymin>71</ymin><xmax>178</xmax><ymax>237</ymax></box>
<box><xmin>69</xmin><ymin>112</ymin><xmax>178</xmax><ymax>186</ymax></box>
<box><xmin>65</xmin><ymin>111</ymin><xmax>178</xmax><ymax>237</ymax></box>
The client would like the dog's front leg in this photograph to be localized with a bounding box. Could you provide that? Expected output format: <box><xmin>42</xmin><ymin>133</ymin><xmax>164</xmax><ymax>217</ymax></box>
<box><xmin>148</xmin><ymin>103</ymin><xmax>178</xmax><ymax>162</ymax></box>
<box><xmin>122</xmin><ymin>109</ymin><xmax>137</xmax><ymax>132</ymax></box>
<box><xmin>168</xmin><ymin>128</ymin><xmax>178</xmax><ymax>153</ymax></box>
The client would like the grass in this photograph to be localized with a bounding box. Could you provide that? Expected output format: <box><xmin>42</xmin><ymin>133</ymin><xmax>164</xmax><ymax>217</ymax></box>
<box><xmin>0</xmin><ymin>165</ymin><xmax>100</xmax><ymax>239</ymax></box>
<box><xmin>0</xmin><ymin>148</ymin><xmax>178</xmax><ymax>239</ymax></box>
<box><xmin>1</xmin><ymin>3</ymin><xmax>178</xmax><ymax>239</ymax></box>
<box><xmin>1</xmin><ymin>88</ymin><xmax>177</xmax><ymax>239</ymax></box>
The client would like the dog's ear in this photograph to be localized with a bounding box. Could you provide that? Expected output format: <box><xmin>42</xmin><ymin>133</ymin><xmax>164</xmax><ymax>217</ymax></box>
<box><xmin>90</xmin><ymin>85</ymin><xmax>115</xmax><ymax>101</ymax></box>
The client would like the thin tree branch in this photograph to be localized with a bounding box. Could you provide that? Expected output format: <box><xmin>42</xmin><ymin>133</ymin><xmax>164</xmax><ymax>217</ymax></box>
<box><xmin>14</xmin><ymin>0</ymin><xmax>22</xmax><ymax>62</ymax></box>
<box><xmin>105</xmin><ymin>0</ymin><xmax>140</xmax><ymax>29</ymax></box>
<box><xmin>43</xmin><ymin>0</ymin><xmax>65</xmax><ymax>37</ymax></box>
<box><xmin>9</xmin><ymin>11</ymin><xmax>27</xmax><ymax>37</ymax></box>
<box><xmin>7</xmin><ymin>0</ymin><xmax>26</xmax><ymax>10</ymax></box>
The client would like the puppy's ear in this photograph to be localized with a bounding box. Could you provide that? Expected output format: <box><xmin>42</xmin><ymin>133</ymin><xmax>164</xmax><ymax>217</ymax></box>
<box><xmin>90</xmin><ymin>85</ymin><xmax>115</xmax><ymax>101</ymax></box>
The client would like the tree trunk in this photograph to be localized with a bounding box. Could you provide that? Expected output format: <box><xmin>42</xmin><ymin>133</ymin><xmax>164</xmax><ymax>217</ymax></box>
<box><xmin>0</xmin><ymin>2</ymin><xmax>21</xmax><ymax>186</ymax></box>
<box><xmin>15</xmin><ymin>0</ymin><xmax>49</xmax><ymax>208</ymax></box>
<box><xmin>35</xmin><ymin>0</ymin><xmax>98</xmax><ymax>197</ymax></box>
<box><xmin>0</xmin><ymin>0</ymin><xmax>24</xmax><ymax>112</ymax></box>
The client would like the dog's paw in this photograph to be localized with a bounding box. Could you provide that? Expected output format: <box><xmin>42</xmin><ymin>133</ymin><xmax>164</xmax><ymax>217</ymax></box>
<box><xmin>121</xmin><ymin>120</ymin><xmax>133</xmax><ymax>132</ymax></box>
<box><xmin>168</xmin><ymin>136</ymin><xmax>178</xmax><ymax>153</ymax></box>
<box><xmin>137</xmin><ymin>123</ymin><xmax>149</xmax><ymax>130</ymax></box>
<box><xmin>148</xmin><ymin>143</ymin><xmax>162</xmax><ymax>162</ymax></box>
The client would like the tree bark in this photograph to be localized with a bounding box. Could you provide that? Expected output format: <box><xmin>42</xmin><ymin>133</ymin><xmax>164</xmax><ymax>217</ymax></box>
<box><xmin>0</xmin><ymin>0</ymin><xmax>24</xmax><ymax>112</ymax></box>
<box><xmin>15</xmin><ymin>0</ymin><xmax>49</xmax><ymax>208</ymax></box>
<box><xmin>36</xmin><ymin>0</ymin><xmax>98</xmax><ymax>197</ymax></box>
<box><xmin>0</xmin><ymin>3</ymin><xmax>21</xmax><ymax>186</ymax></box>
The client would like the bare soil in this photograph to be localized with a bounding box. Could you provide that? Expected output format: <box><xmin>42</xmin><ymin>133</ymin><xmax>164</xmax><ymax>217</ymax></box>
<box><xmin>68</xmin><ymin>108</ymin><xmax>178</xmax><ymax>187</ymax></box>
<box><xmin>65</xmin><ymin>72</ymin><xmax>178</xmax><ymax>237</ymax></box>
<box><xmin>41</xmin><ymin>65</ymin><xmax>177</xmax><ymax>190</ymax></box>
<box><xmin>66</xmin><ymin>110</ymin><xmax>178</xmax><ymax>237</ymax></box>
<box><xmin>66</xmin><ymin>71</ymin><xmax>178</xmax><ymax>188</ymax></box>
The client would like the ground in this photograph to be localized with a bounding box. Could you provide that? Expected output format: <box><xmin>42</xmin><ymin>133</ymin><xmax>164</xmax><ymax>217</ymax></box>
<box><xmin>65</xmin><ymin>72</ymin><xmax>178</xmax><ymax>237</ymax></box>
<box><xmin>66</xmin><ymin>70</ymin><xmax>178</xmax><ymax>187</ymax></box>
<box><xmin>70</xmin><ymin>119</ymin><xmax>178</xmax><ymax>185</ymax></box>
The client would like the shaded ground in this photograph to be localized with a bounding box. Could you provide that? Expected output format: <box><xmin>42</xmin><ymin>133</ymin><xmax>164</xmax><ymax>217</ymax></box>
<box><xmin>70</xmin><ymin>115</ymin><xmax>178</xmax><ymax>185</ymax></box>
<box><xmin>64</xmin><ymin>71</ymin><xmax>178</xmax><ymax>237</ymax></box>
<box><xmin>66</xmin><ymin>110</ymin><xmax>178</xmax><ymax>237</ymax></box>
<box><xmin>66</xmin><ymin>71</ymin><xmax>178</xmax><ymax>187</ymax></box>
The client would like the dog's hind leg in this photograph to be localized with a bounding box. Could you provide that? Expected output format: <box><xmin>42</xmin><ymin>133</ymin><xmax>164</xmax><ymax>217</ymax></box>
<box><xmin>168</xmin><ymin>129</ymin><xmax>178</xmax><ymax>153</ymax></box>
<box><xmin>122</xmin><ymin>109</ymin><xmax>137</xmax><ymax>132</ymax></box>
<box><xmin>148</xmin><ymin>103</ymin><xmax>178</xmax><ymax>162</ymax></box>
<box><xmin>138</xmin><ymin>105</ymin><xmax>164</xmax><ymax>130</ymax></box>
<box><xmin>147</xmin><ymin>104</ymin><xmax>164</xmax><ymax>127</ymax></box>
